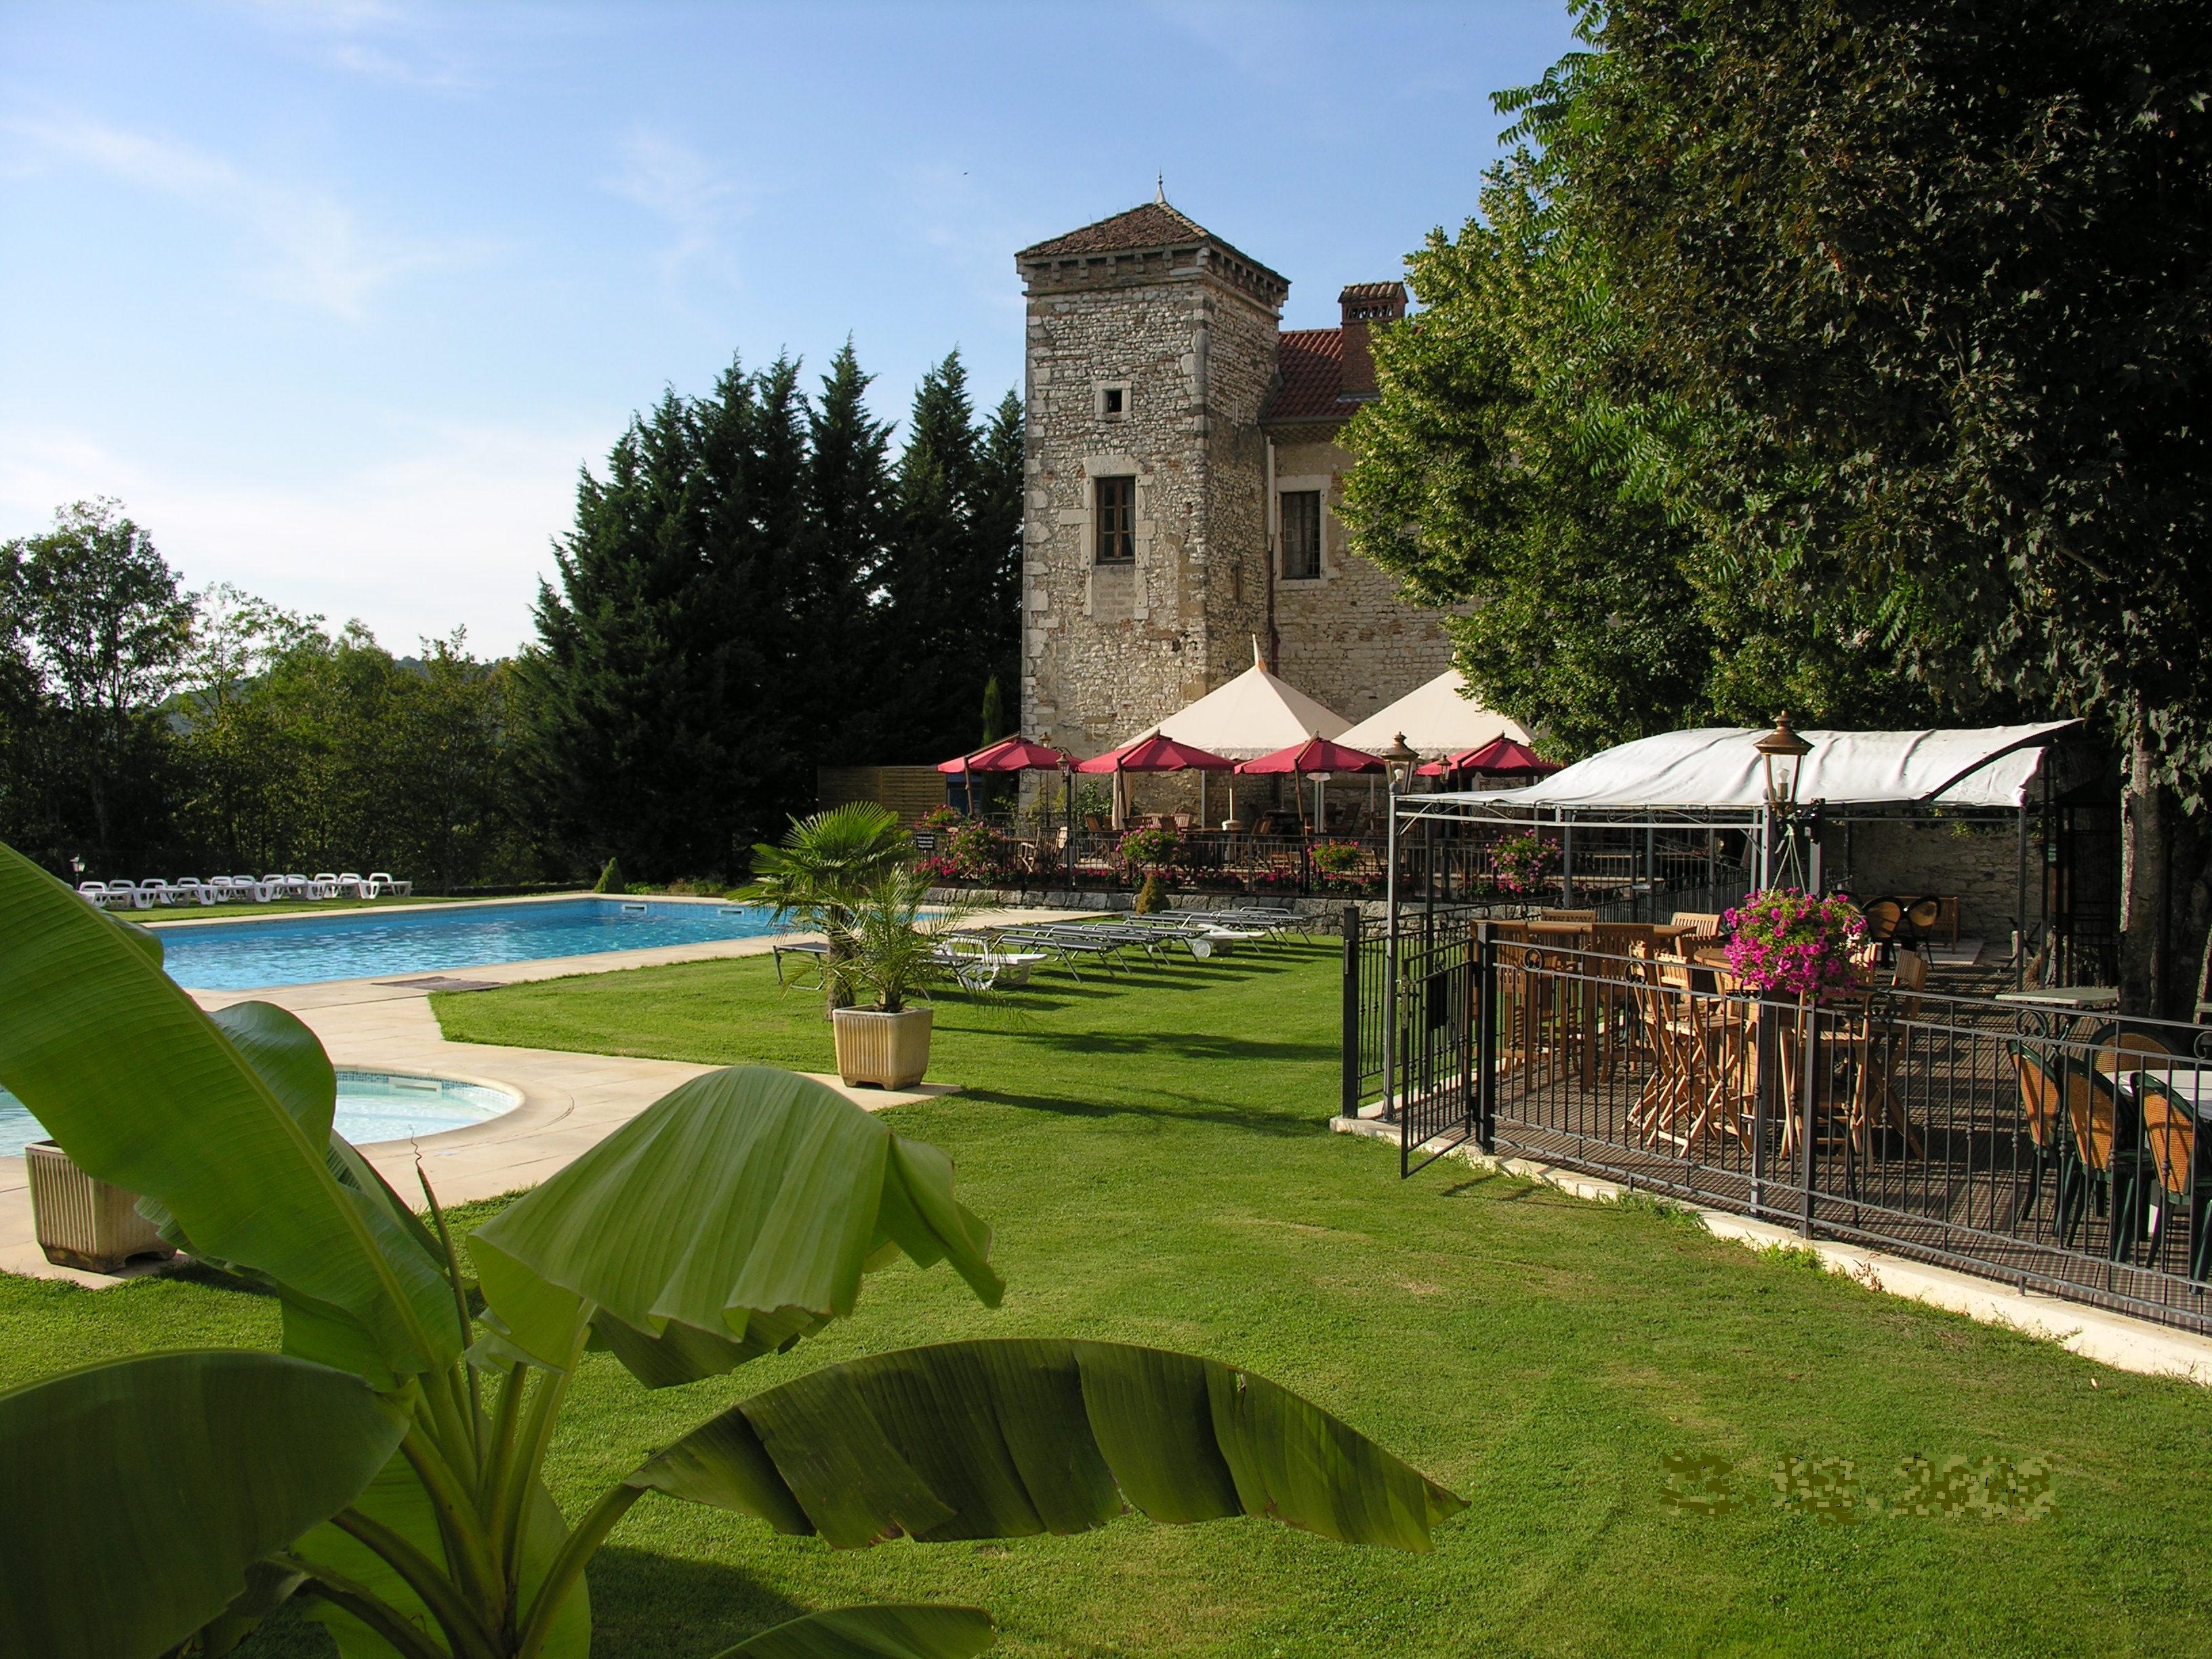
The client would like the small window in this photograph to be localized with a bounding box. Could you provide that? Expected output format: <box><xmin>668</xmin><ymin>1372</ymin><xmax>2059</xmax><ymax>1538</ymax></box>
<box><xmin>1096</xmin><ymin>382</ymin><xmax>1130</xmax><ymax>422</ymax></box>
<box><xmin>1281</xmin><ymin>490</ymin><xmax>1322</xmax><ymax>580</ymax></box>
<box><xmin>1095</xmin><ymin>476</ymin><xmax>1136</xmax><ymax>564</ymax></box>
<box><xmin>1103</xmin><ymin>386</ymin><xmax>1124</xmax><ymax>415</ymax></box>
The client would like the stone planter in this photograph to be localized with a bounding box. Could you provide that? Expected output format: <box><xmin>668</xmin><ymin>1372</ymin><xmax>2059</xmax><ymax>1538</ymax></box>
<box><xmin>25</xmin><ymin>1141</ymin><xmax>176</xmax><ymax>1273</ymax></box>
<box><xmin>831</xmin><ymin>1006</ymin><xmax>935</xmax><ymax>1090</ymax></box>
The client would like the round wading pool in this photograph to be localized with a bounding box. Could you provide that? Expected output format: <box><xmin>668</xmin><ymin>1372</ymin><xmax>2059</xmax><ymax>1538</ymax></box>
<box><xmin>0</xmin><ymin>1069</ymin><xmax>520</xmax><ymax>1158</ymax></box>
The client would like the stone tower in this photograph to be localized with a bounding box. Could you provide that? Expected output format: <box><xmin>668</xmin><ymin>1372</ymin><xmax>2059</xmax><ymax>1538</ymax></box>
<box><xmin>1015</xmin><ymin>199</ymin><xmax>1288</xmax><ymax>756</ymax></box>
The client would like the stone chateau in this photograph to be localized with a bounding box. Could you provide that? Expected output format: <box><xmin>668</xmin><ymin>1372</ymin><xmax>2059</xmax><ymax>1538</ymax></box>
<box><xmin>1015</xmin><ymin>197</ymin><xmax>1453</xmax><ymax>757</ymax></box>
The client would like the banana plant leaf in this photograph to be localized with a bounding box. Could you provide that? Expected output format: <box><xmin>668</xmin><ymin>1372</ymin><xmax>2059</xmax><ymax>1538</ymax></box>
<box><xmin>712</xmin><ymin>1604</ymin><xmax>995</xmax><ymax>1659</ymax></box>
<box><xmin>295</xmin><ymin>1455</ymin><xmax>589</xmax><ymax>1659</ymax></box>
<box><xmin>0</xmin><ymin>843</ymin><xmax>460</xmax><ymax>1382</ymax></box>
<box><xmin>0</xmin><ymin>1350</ymin><xmax>407</xmax><ymax>1659</ymax></box>
<box><xmin>628</xmin><ymin>1340</ymin><xmax>1466</xmax><ymax>1553</ymax></box>
<box><xmin>471</xmin><ymin>1068</ymin><xmax>1002</xmax><ymax>1385</ymax></box>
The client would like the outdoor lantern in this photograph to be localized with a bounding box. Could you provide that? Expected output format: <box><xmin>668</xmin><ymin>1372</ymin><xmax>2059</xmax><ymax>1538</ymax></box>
<box><xmin>1755</xmin><ymin>712</ymin><xmax>1814</xmax><ymax>811</ymax></box>
<box><xmin>1381</xmin><ymin>732</ymin><xmax>1420</xmax><ymax>793</ymax></box>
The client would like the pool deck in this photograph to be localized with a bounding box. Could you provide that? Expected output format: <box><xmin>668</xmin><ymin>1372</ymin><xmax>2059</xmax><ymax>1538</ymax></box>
<box><xmin>1</xmin><ymin>906</ymin><xmax>1084</xmax><ymax>1287</ymax></box>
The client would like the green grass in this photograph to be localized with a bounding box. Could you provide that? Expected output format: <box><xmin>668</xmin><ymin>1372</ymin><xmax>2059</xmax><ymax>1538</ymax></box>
<box><xmin>9</xmin><ymin>944</ymin><xmax>2212</xmax><ymax>1656</ymax></box>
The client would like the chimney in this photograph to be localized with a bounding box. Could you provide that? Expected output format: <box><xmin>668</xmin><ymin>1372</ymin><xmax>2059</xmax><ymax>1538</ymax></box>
<box><xmin>1337</xmin><ymin>281</ymin><xmax>1408</xmax><ymax>400</ymax></box>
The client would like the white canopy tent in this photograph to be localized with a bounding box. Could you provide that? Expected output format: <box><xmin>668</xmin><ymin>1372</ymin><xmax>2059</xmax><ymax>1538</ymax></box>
<box><xmin>1111</xmin><ymin>647</ymin><xmax>1349</xmax><ymax>826</ymax></box>
<box><xmin>1147</xmin><ymin>648</ymin><xmax>1351</xmax><ymax>758</ymax></box>
<box><xmin>1338</xmin><ymin>669</ymin><xmax>1531</xmax><ymax>759</ymax></box>
<box><xmin>1430</xmin><ymin>721</ymin><xmax>2078</xmax><ymax>820</ymax></box>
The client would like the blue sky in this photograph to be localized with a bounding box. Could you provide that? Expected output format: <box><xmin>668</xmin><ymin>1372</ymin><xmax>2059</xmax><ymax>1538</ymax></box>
<box><xmin>1</xmin><ymin>1</ymin><xmax>1580</xmax><ymax>655</ymax></box>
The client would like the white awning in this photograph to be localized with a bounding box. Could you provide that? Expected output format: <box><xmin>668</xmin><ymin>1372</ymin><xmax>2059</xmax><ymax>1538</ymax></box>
<box><xmin>1337</xmin><ymin>669</ymin><xmax>1530</xmax><ymax>758</ymax></box>
<box><xmin>1424</xmin><ymin>722</ymin><xmax>2078</xmax><ymax>813</ymax></box>
<box><xmin>1144</xmin><ymin>651</ymin><xmax>1350</xmax><ymax>759</ymax></box>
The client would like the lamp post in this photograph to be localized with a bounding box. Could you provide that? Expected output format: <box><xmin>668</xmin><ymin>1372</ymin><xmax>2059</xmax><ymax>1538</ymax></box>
<box><xmin>1753</xmin><ymin>712</ymin><xmax>1814</xmax><ymax>889</ymax></box>
<box><xmin>1378</xmin><ymin>733</ymin><xmax>1419</xmax><ymax>1126</ymax></box>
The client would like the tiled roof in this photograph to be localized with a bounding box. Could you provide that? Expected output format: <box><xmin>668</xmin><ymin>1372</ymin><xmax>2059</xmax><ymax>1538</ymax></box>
<box><xmin>1338</xmin><ymin>281</ymin><xmax>1405</xmax><ymax>304</ymax></box>
<box><xmin>1017</xmin><ymin>201</ymin><xmax>1285</xmax><ymax>286</ymax></box>
<box><xmin>1265</xmin><ymin>328</ymin><xmax>1346</xmax><ymax>424</ymax></box>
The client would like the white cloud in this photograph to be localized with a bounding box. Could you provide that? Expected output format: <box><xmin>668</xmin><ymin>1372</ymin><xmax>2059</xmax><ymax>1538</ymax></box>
<box><xmin>228</xmin><ymin>0</ymin><xmax>474</xmax><ymax>90</ymax></box>
<box><xmin>604</xmin><ymin>128</ymin><xmax>755</xmax><ymax>285</ymax></box>
<box><xmin>0</xmin><ymin>422</ymin><xmax>607</xmax><ymax>657</ymax></box>
<box><xmin>1</xmin><ymin>112</ymin><xmax>479</xmax><ymax>319</ymax></box>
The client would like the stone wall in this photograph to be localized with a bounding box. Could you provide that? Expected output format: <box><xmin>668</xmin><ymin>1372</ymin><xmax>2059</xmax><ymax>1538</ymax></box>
<box><xmin>1818</xmin><ymin>817</ymin><xmax>2041</xmax><ymax>945</ymax></box>
<box><xmin>1267</xmin><ymin>429</ymin><xmax>1454</xmax><ymax>724</ymax></box>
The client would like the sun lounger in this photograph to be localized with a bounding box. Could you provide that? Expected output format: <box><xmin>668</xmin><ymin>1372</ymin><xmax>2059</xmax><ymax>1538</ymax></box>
<box><xmin>991</xmin><ymin>926</ymin><xmax>1132</xmax><ymax>980</ymax></box>
<box><xmin>337</xmin><ymin>872</ymin><xmax>368</xmax><ymax>898</ymax></box>
<box><xmin>772</xmin><ymin>939</ymin><xmax>831</xmax><ymax>987</ymax></box>
<box><xmin>170</xmin><ymin>878</ymin><xmax>216</xmax><ymax>906</ymax></box>
<box><xmin>368</xmin><ymin>872</ymin><xmax>412</xmax><ymax>898</ymax></box>
<box><xmin>76</xmin><ymin>881</ymin><xmax>121</xmax><ymax>908</ymax></box>
<box><xmin>933</xmin><ymin>937</ymin><xmax>1048</xmax><ymax>991</ymax></box>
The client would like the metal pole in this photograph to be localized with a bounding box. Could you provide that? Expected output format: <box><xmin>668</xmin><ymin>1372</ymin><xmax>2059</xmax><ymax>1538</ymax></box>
<box><xmin>1340</xmin><ymin>905</ymin><xmax>1360</xmax><ymax>1120</ymax></box>
<box><xmin>1799</xmin><ymin>997</ymin><xmax>1818</xmax><ymax>1240</ymax></box>
<box><xmin>1562</xmin><ymin>816</ymin><xmax>1576</xmax><ymax>907</ymax></box>
<box><xmin>1475</xmin><ymin>920</ymin><xmax>1496</xmax><ymax>1153</ymax></box>
<box><xmin>2015</xmin><ymin>799</ymin><xmax>2029</xmax><ymax>989</ymax></box>
<box><xmin>1383</xmin><ymin>790</ymin><xmax>1400</xmax><ymax>1126</ymax></box>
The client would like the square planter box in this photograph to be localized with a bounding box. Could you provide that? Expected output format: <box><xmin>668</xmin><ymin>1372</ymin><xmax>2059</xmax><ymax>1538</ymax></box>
<box><xmin>25</xmin><ymin>1141</ymin><xmax>176</xmax><ymax>1274</ymax></box>
<box><xmin>831</xmin><ymin>1006</ymin><xmax>935</xmax><ymax>1090</ymax></box>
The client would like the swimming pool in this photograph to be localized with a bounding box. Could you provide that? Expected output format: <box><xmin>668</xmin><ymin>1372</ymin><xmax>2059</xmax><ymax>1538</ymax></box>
<box><xmin>149</xmin><ymin>896</ymin><xmax>790</xmax><ymax>990</ymax></box>
<box><xmin>0</xmin><ymin>1069</ymin><xmax>518</xmax><ymax>1158</ymax></box>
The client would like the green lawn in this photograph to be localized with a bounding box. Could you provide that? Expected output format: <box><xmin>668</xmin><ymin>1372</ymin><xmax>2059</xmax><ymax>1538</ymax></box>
<box><xmin>7</xmin><ymin>943</ymin><xmax>2212</xmax><ymax>1656</ymax></box>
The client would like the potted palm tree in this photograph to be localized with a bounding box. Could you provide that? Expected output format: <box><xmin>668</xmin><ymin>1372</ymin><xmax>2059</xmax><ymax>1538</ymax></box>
<box><xmin>741</xmin><ymin>802</ymin><xmax>914</xmax><ymax>1013</ymax></box>
<box><xmin>829</xmin><ymin>868</ymin><xmax>979</xmax><ymax>1088</ymax></box>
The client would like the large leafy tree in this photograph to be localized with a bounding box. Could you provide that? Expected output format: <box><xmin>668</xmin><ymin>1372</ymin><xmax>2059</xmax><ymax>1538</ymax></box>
<box><xmin>1340</xmin><ymin>39</ymin><xmax>1943</xmax><ymax>761</ymax></box>
<box><xmin>0</xmin><ymin>844</ymin><xmax>1465</xmax><ymax>1659</ymax></box>
<box><xmin>1547</xmin><ymin>0</ymin><xmax>2212</xmax><ymax>1015</ymax></box>
<box><xmin>3</xmin><ymin>499</ymin><xmax>190</xmax><ymax>860</ymax></box>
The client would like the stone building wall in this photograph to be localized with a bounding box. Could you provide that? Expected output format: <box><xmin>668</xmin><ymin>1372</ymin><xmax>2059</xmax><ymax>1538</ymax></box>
<box><xmin>1019</xmin><ymin>263</ymin><xmax>1280</xmax><ymax>756</ymax></box>
<box><xmin>1818</xmin><ymin>817</ymin><xmax>2040</xmax><ymax>947</ymax></box>
<box><xmin>1267</xmin><ymin>430</ymin><xmax>1454</xmax><ymax>725</ymax></box>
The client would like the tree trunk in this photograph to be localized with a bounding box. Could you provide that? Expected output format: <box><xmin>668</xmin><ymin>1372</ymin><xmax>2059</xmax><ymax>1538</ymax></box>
<box><xmin>2118</xmin><ymin>715</ymin><xmax>2212</xmax><ymax>1022</ymax></box>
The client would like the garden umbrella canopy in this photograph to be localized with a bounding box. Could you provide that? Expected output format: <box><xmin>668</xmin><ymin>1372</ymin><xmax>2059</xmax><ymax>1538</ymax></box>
<box><xmin>1237</xmin><ymin>735</ymin><xmax>1387</xmax><ymax>775</ymax></box>
<box><xmin>1416</xmin><ymin>735</ymin><xmax>1559</xmax><ymax>779</ymax></box>
<box><xmin>1436</xmin><ymin>722</ymin><xmax>2081</xmax><ymax>812</ymax></box>
<box><xmin>1338</xmin><ymin>668</ymin><xmax>1530</xmax><ymax>759</ymax></box>
<box><xmin>1144</xmin><ymin>642</ymin><xmax>1351</xmax><ymax>758</ymax></box>
<box><xmin>1074</xmin><ymin>731</ymin><xmax>1240</xmax><ymax>773</ymax></box>
<box><xmin>936</xmin><ymin>736</ymin><xmax>1071</xmax><ymax>774</ymax></box>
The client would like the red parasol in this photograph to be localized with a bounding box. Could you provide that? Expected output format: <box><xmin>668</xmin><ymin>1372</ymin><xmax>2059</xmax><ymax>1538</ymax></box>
<box><xmin>1073</xmin><ymin>732</ymin><xmax>1239</xmax><ymax>773</ymax></box>
<box><xmin>1234</xmin><ymin>735</ymin><xmax>1387</xmax><ymax>775</ymax></box>
<box><xmin>1416</xmin><ymin>735</ymin><xmax>1560</xmax><ymax>779</ymax></box>
<box><xmin>936</xmin><ymin>736</ymin><xmax>1072</xmax><ymax>774</ymax></box>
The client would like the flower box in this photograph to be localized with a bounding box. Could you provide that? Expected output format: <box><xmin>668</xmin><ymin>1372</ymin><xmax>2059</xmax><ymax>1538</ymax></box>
<box><xmin>831</xmin><ymin>1006</ymin><xmax>935</xmax><ymax>1089</ymax></box>
<box><xmin>25</xmin><ymin>1141</ymin><xmax>176</xmax><ymax>1273</ymax></box>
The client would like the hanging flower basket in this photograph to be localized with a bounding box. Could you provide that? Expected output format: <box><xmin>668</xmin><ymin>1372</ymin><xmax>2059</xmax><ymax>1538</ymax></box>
<box><xmin>1722</xmin><ymin>888</ymin><xmax>1870</xmax><ymax>1003</ymax></box>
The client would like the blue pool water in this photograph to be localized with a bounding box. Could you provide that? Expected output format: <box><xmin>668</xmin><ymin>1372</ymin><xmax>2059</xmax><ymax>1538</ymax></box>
<box><xmin>149</xmin><ymin>897</ymin><xmax>787</xmax><ymax>990</ymax></box>
<box><xmin>0</xmin><ymin>1069</ymin><xmax>518</xmax><ymax>1158</ymax></box>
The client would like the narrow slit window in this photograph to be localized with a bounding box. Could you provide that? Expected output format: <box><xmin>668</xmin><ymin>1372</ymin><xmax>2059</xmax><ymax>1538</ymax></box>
<box><xmin>1095</xmin><ymin>476</ymin><xmax>1136</xmax><ymax>564</ymax></box>
<box><xmin>1281</xmin><ymin>490</ymin><xmax>1322</xmax><ymax>579</ymax></box>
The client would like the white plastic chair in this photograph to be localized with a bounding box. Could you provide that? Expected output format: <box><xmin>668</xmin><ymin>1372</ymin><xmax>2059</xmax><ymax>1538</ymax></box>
<box><xmin>337</xmin><ymin>872</ymin><xmax>367</xmax><ymax>898</ymax></box>
<box><xmin>77</xmin><ymin>880</ymin><xmax>113</xmax><ymax>907</ymax></box>
<box><xmin>124</xmin><ymin>881</ymin><xmax>158</xmax><ymax>909</ymax></box>
<box><xmin>282</xmin><ymin>874</ymin><xmax>311</xmax><ymax>899</ymax></box>
<box><xmin>171</xmin><ymin>877</ymin><xmax>215</xmax><ymax>906</ymax></box>
<box><xmin>369</xmin><ymin>872</ymin><xmax>412</xmax><ymax>897</ymax></box>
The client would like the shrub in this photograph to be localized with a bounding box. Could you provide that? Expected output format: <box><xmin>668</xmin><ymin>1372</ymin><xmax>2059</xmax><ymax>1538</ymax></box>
<box><xmin>1118</xmin><ymin>824</ymin><xmax>1180</xmax><ymax>872</ymax></box>
<box><xmin>1134</xmin><ymin>872</ymin><xmax>1164</xmax><ymax>914</ymax></box>
<box><xmin>592</xmin><ymin>854</ymin><xmax>624</xmax><ymax>893</ymax></box>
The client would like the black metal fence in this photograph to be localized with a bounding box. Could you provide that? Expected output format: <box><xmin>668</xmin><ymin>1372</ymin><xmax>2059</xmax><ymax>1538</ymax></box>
<box><xmin>1345</xmin><ymin>919</ymin><xmax>2212</xmax><ymax>1334</ymax></box>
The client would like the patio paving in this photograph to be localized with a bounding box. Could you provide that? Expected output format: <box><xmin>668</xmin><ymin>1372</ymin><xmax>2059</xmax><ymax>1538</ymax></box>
<box><xmin>1</xmin><ymin>907</ymin><xmax>1082</xmax><ymax>1287</ymax></box>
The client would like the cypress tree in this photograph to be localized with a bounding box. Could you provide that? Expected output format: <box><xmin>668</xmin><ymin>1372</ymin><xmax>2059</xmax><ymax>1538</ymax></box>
<box><xmin>880</xmin><ymin>352</ymin><xmax>983</xmax><ymax>760</ymax></box>
<box><xmin>521</xmin><ymin>386</ymin><xmax>737</xmax><ymax>878</ymax></box>
<box><xmin>800</xmin><ymin>342</ymin><xmax>896</xmax><ymax>758</ymax></box>
<box><xmin>972</xmin><ymin>388</ymin><xmax>1026</xmax><ymax>735</ymax></box>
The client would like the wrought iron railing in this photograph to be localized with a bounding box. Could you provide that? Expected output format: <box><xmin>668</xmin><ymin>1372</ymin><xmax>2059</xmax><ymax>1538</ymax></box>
<box><xmin>1348</xmin><ymin>921</ymin><xmax>2212</xmax><ymax>1334</ymax></box>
